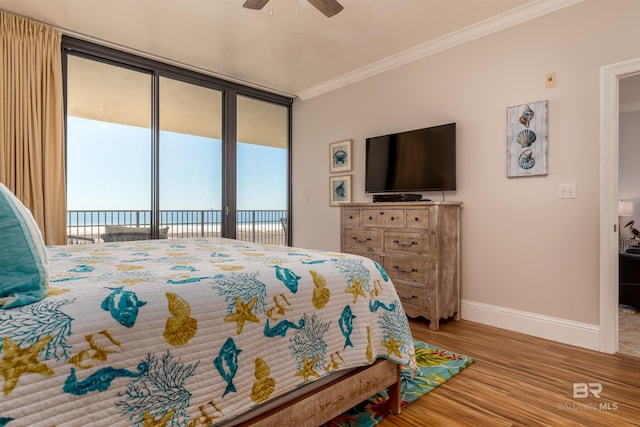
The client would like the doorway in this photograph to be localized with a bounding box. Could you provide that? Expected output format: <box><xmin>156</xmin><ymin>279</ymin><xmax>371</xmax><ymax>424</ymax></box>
<box><xmin>599</xmin><ymin>57</ymin><xmax>640</xmax><ymax>354</ymax></box>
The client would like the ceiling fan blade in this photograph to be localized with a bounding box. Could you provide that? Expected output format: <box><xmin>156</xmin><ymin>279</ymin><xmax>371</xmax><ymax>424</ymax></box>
<box><xmin>307</xmin><ymin>0</ymin><xmax>343</xmax><ymax>17</ymax></box>
<box><xmin>243</xmin><ymin>0</ymin><xmax>270</xmax><ymax>10</ymax></box>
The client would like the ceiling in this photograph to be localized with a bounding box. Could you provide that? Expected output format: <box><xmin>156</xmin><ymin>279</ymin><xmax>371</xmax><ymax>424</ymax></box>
<box><xmin>66</xmin><ymin>54</ymin><xmax>290</xmax><ymax>148</ymax></box>
<box><xmin>0</xmin><ymin>0</ymin><xmax>581</xmax><ymax>100</ymax></box>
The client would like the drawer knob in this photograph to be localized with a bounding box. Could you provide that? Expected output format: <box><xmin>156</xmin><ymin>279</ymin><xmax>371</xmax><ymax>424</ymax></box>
<box><xmin>411</xmin><ymin>295</ymin><xmax>418</xmax><ymax>299</ymax></box>
<box><xmin>393</xmin><ymin>266</ymin><xmax>418</xmax><ymax>273</ymax></box>
<box><xmin>349</xmin><ymin>215</ymin><xmax>353</xmax><ymax>219</ymax></box>
<box><xmin>393</xmin><ymin>240</ymin><xmax>418</xmax><ymax>247</ymax></box>
<box><xmin>390</xmin><ymin>217</ymin><xmax>395</xmax><ymax>221</ymax></box>
<box><xmin>414</xmin><ymin>217</ymin><xmax>419</xmax><ymax>221</ymax></box>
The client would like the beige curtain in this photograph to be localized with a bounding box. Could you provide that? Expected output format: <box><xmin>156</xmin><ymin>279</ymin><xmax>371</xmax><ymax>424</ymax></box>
<box><xmin>0</xmin><ymin>11</ymin><xmax>66</xmax><ymax>245</ymax></box>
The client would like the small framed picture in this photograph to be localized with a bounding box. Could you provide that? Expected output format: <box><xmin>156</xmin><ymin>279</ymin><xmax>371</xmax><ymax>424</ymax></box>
<box><xmin>507</xmin><ymin>100</ymin><xmax>548</xmax><ymax>177</ymax></box>
<box><xmin>329</xmin><ymin>139</ymin><xmax>352</xmax><ymax>173</ymax></box>
<box><xmin>329</xmin><ymin>175</ymin><xmax>351</xmax><ymax>206</ymax></box>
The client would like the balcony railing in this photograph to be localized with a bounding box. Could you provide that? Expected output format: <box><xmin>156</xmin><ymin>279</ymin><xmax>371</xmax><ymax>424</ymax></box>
<box><xmin>67</xmin><ymin>209</ymin><xmax>287</xmax><ymax>246</ymax></box>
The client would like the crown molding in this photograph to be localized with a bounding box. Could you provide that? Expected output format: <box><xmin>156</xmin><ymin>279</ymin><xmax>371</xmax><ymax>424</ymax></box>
<box><xmin>296</xmin><ymin>0</ymin><xmax>583</xmax><ymax>101</ymax></box>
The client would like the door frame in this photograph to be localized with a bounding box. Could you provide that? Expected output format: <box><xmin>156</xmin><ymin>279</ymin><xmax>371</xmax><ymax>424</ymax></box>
<box><xmin>599</xmin><ymin>57</ymin><xmax>640</xmax><ymax>353</ymax></box>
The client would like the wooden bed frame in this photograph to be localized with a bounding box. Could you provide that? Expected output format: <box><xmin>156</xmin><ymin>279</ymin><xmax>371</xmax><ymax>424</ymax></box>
<box><xmin>241</xmin><ymin>359</ymin><xmax>401</xmax><ymax>426</ymax></box>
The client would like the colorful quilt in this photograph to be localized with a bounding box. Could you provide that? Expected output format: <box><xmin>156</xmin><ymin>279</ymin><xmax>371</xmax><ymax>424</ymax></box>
<box><xmin>0</xmin><ymin>238</ymin><xmax>416</xmax><ymax>426</ymax></box>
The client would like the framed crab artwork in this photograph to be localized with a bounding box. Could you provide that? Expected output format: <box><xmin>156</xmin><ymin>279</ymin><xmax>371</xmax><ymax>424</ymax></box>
<box><xmin>329</xmin><ymin>139</ymin><xmax>352</xmax><ymax>173</ymax></box>
<box><xmin>507</xmin><ymin>100</ymin><xmax>548</xmax><ymax>177</ymax></box>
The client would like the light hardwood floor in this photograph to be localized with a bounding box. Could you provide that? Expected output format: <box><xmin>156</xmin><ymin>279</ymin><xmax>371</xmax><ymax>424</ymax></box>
<box><xmin>379</xmin><ymin>319</ymin><xmax>640</xmax><ymax>426</ymax></box>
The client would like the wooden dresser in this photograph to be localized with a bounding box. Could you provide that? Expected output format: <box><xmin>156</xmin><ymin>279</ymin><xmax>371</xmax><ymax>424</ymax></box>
<box><xmin>340</xmin><ymin>201</ymin><xmax>461</xmax><ymax>330</ymax></box>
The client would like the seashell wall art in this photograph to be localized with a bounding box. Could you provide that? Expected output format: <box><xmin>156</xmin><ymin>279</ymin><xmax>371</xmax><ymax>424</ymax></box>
<box><xmin>506</xmin><ymin>100</ymin><xmax>548</xmax><ymax>177</ymax></box>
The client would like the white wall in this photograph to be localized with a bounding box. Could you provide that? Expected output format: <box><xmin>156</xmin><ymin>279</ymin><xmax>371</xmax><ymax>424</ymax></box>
<box><xmin>291</xmin><ymin>0</ymin><xmax>640</xmax><ymax>347</ymax></box>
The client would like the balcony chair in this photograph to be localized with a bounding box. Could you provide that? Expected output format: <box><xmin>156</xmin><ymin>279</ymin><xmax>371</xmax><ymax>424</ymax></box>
<box><xmin>101</xmin><ymin>225</ymin><xmax>169</xmax><ymax>242</ymax></box>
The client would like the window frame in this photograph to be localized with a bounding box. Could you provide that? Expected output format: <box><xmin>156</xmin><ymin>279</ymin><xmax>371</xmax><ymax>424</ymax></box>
<box><xmin>62</xmin><ymin>36</ymin><xmax>293</xmax><ymax>244</ymax></box>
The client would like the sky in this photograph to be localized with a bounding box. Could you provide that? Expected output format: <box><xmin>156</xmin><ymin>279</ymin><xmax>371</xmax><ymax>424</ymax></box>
<box><xmin>67</xmin><ymin>117</ymin><xmax>287</xmax><ymax>212</ymax></box>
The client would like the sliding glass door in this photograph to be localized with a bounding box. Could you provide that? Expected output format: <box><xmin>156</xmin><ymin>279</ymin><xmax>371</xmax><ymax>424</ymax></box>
<box><xmin>159</xmin><ymin>77</ymin><xmax>222</xmax><ymax>239</ymax></box>
<box><xmin>236</xmin><ymin>95</ymin><xmax>290</xmax><ymax>245</ymax></box>
<box><xmin>66</xmin><ymin>55</ymin><xmax>152</xmax><ymax>241</ymax></box>
<box><xmin>64</xmin><ymin>37</ymin><xmax>292</xmax><ymax>245</ymax></box>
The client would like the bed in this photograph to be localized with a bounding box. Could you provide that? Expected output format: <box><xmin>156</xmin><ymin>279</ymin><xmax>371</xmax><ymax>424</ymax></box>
<box><xmin>0</xmin><ymin>183</ymin><xmax>417</xmax><ymax>427</ymax></box>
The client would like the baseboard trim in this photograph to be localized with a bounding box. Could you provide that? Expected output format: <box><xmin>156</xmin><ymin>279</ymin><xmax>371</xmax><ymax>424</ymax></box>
<box><xmin>461</xmin><ymin>299</ymin><xmax>600</xmax><ymax>351</ymax></box>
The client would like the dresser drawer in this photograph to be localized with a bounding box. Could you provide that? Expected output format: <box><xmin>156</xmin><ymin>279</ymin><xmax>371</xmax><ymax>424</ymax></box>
<box><xmin>342</xmin><ymin>208</ymin><xmax>361</xmax><ymax>226</ymax></box>
<box><xmin>343</xmin><ymin>229</ymin><xmax>384</xmax><ymax>252</ymax></box>
<box><xmin>384</xmin><ymin>231</ymin><xmax>429</xmax><ymax>255</ymax></box>
<box><xmin>405</xmin><ymin>209</ymin><xmax>430</xmax><ymax>229</ymax></box>
<box><xmin>393</xmin><ymin>281</ymin><xmax>431</xmax><ymax>316</ymax></box>
<box><xmin>361</xmin><ymin>209</ymin><xmax>404</xmax><ymax>228</ymax></box>
<box><xmin>383</xmin><ymin>256</ymin><xmax>428</xmax><ymax>284</ymax></box>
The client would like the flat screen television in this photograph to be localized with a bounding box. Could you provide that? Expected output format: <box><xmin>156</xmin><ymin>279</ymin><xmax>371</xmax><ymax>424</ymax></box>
<box><xmin>365</xmin><ymin>122</ymin><xmax>456</xmax><ymax>193</ymax></box>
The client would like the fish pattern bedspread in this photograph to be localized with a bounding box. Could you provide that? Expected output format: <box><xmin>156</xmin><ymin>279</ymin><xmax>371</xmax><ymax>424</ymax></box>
<box><xmin>0</xmin><ymin>238</ymin><xmax>416</xmax><ymax>426</ymax></box>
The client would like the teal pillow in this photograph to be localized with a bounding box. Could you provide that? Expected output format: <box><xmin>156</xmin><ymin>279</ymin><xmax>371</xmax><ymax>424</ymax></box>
<box><xmin>0</xmin><ymin>183</ymin><xmax>48</xmax><ymax>309</ymax></box>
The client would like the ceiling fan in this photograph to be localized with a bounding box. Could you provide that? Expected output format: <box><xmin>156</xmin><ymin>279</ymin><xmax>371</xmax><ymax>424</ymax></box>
<box><xmin>243</xmin><ymin>0</ymin><xmax>343</xmax><ymax>17</ymax></box>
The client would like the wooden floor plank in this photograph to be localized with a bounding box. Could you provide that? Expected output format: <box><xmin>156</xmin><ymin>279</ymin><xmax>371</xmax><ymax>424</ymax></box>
<box><xmin>378</xmin><ymin>319</ymin><xmax>640</xmax><ymax>426</ymax></box>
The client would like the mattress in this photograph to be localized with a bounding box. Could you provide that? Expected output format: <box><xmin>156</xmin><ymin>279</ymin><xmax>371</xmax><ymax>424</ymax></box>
<box><xmin>0</xmin><ymin>237</ymin><xmax>416</xmax><ymax>426</ymax></box>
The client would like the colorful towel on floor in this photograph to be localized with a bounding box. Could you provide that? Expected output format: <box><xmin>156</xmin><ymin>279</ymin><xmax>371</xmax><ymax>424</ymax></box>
<box><xmin>322</xmin><ymin>341</ymin><xmax>474</xmax><ymax>427</ymax></box>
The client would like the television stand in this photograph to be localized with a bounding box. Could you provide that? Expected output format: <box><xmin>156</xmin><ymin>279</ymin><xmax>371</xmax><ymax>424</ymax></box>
<box><xmin>372</xmin><ymin>193</ymin><xmax>422</xmax><ymax>203</ymax></box>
